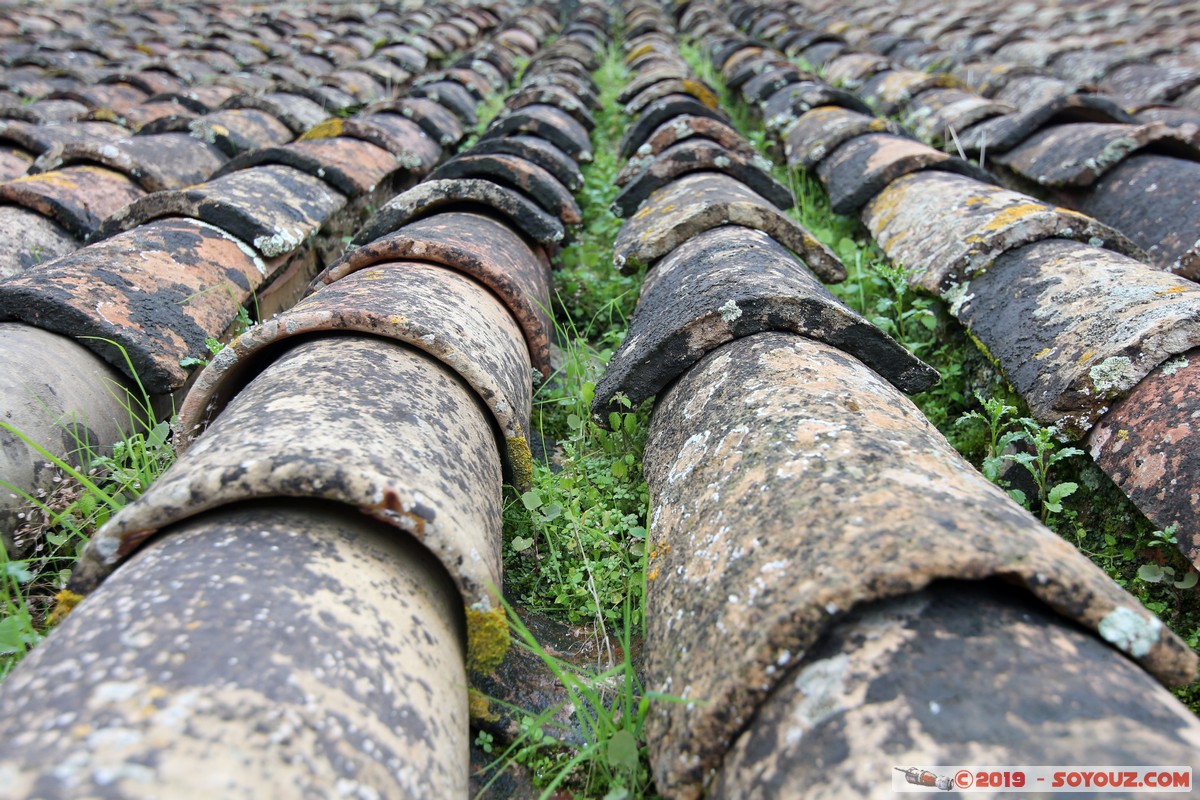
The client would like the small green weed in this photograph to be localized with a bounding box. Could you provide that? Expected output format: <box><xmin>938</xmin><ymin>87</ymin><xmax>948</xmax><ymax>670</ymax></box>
<box><xmin>177</xmin><ymin>286</ymin><xmax>257</xmax><ymax>369</ymax></box>
<box><xmin>0</xmin><ymin>540</ymin><xmax>42</xmax><ymax>678</ymax></box>
<box><xmin>475</xmin><ymin>601</ymin><xmax>669</xmax><ymax>799</ymax></box>
<box><xmin>955</xmin><ymin>393</ymin><xmax>1084</xmax><ymax>522</ymax></box>
<box><xmin>504</xmin><ymin>326</ymin><xmax>651</xmax><ymax>636</ymax></box>
<box><xmin>0</xmin><ymin>340</ymin><xmax>176</xmax><ymax>679</ymax></box>
<box><xmin>490</xmin><ymin>41</ymin><xmax>662</xmax><ymax>796</ymax></box>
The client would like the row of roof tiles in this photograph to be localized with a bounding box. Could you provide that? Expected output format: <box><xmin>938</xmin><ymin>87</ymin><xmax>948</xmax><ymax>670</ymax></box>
<box><xmin>0</xmin><ymin>3</ymin><xmax>615</xmax><ymax>796</ymax></box>
<box><xmin>698</xmin><ymin>0</ymin><xmax>1200</xmax><ymax>570</ymax></box>
<box><xmin>579</xmin><ymin>1</ymin><xmax>1200</xmax><ymax>797</ymax></box>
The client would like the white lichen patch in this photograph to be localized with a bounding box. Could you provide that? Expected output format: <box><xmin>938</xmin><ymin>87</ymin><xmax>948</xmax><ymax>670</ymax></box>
<box><xmin>718</xmin><ymin>299</ymin><xmax>743</xmax><ymax>323</ymax></box>
<box><xmin>1160</xmin><ymin>355</ymin><xmax>1190</xmax><ymax>376</ymax></box>
<box><xmin>668</xmin><ymin>430</ymin><xmax>710</xmax><ymax>485</ymax></box>
<box><xmin>784</xmin><ymin>653</ymin><xmax>850</xmax><ymax>744</ymax></box>
<box><xmin>253</xmin><ymin>227</ymin><xmax>304</xmax><ymax>258</ymax></box>
<box><xmin>1088</xmin><ymin>355</ymin><xmax>1135</xmax><ymax>394</ymax></box>
<box><xmin>1098</xmin><ymin>605</ymin><xmax>1161</xmax><ymax>658</ymax></box>
<box><xmin>941</xmin><ymin>280</ymin><xmax>974</xmax><ymax>317</ymax></box>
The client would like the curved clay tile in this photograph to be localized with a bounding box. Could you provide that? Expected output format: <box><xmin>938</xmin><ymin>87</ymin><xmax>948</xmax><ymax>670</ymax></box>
<box><xmin>640</xmin><ymin>332</ymin><xmax>1196</xmax><ymax>798</ymax></box>
<box><xmin>212</xmin><ymin>137</ymin><xmax>400</xmax><ymax>197</ymax></box>
<box><xmin>352</xmin><ymin>177</ymin><xmax>564</xmax><ymax>248</ymax></box>
<box><xmin>759</xmin><ymin>80</ymin><xmax>872</xmax><ymax>133</ymax></box>
<box><xmin>618</xmin><ymin>93</ymin><xmax>726</xmax><ymax>157</ymax></box>
<box><xmin>1074</xmin><ymin>152</ymin><xmax>1200</xmax><ymax>277</ymax></box>
<box><xmin>76</xmin><ymin>333</ymin><xmax>506</xmax><ymax>611</ymax></box>
<box><xmin>483</xmin><ymin>102</ymin><xmax>594</xmax><ymax>162</ymax></box>
<box><xmin>612</xmin><ymin>138</ymin><xmax>793</xmax><ymax>216</ymax></box>
<box><xmin>429</xmin><ymin>152</ymin><xmax>581</xmax><ymax>225</ymax></box>
<box><xmin>94</xmin><ymin>163</ymin><xmax>346</xmax><ymax>259</ymax></box>
<box><xmin>0</xmin><ymin>217</ymin><xmax>273</xmax><ymax>392</ymax></box>
<box><xmin>0</xmin><ymin>165</ymin><xmax>144</xmax><ymax>240</ymax></box>
<box><xmin>956</xmin><ymin>239</ymin><xmax>1200</xmax><ymax>435</ymax></box>
<box><xmin>178</xmin><ymin>262</ymin><xmax>533</xmax><ymax>485</ymax></box>
<box><xmin>816</xmin><ymin>132</ymin><xmax>995</xmax><ymax>213</ymax></box>
<box><xmin>319</xmin><ymin>210</ymin><xmax>553</xmax><ymax>378</ymax></box>
<box><xmin>862</xmin><ymin>170</ymin><xmax>1142</xmax><ymax>294</ymax></box>
<box><xmin>783</xmin><ymin>104</ymin><xmax>909</xmax><ymax>170</ymax></box>
<box><xmin>34</xmin><ymin>132</ymin><xmax>227</xmax><ymax>192</ymax></box>
<box><xmin>469</xmin><ymin>135</ymin><xmax>583</xmax><ymax>193</ymax></box>
<box><xmin>593</xmin><ymin>226</ymin><xmax>936</xmax><ymax>419</ymax></box>
<box><xmin>612</xmin><ymin>171</ymin><xmax>845</xmax><ymax>281</ymax></box>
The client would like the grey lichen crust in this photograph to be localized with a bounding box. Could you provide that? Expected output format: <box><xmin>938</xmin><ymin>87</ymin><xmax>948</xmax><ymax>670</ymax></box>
<box><xmin>711</xmin><ymin>583</ymin><xmax>1200</xmax><ymax>798</ymax></box>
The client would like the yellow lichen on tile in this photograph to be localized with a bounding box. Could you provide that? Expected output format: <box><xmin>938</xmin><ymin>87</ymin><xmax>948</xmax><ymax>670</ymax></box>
<box><xmin>466</xmin><ymin>605</ymin><xmax>510</xmax><ymax>674</ymax></box>
<box><xmin>979</xmin><ymin>203</ymin><xmax>1045</xmax><ymax>232</ymax></box>
<box><xmin>299</xmin><ymin>118</ymin><xmax>344</xmax><ymax>141</ymax></box>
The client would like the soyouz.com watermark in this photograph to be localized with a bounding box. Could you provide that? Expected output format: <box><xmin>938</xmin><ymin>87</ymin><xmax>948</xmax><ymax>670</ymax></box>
<box><xmin>893</xmin><ymin>766</ymin><xmax>1193</xmax><ymax>793</ymax></box>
